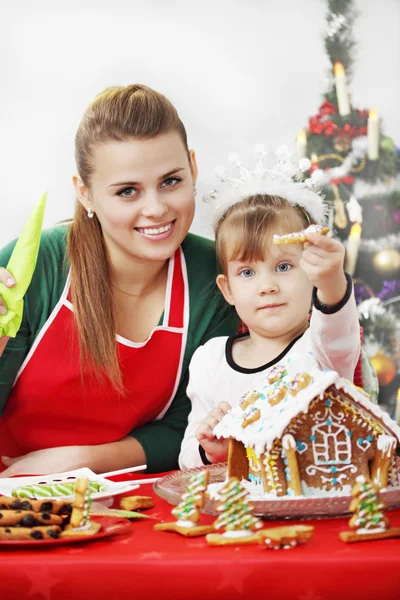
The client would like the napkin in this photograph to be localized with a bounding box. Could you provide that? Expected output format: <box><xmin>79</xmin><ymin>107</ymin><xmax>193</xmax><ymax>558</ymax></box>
<box><xmin>0</xmin><ymin>192</ymin><xmax>47</xmax><ymax>338</ymax></box>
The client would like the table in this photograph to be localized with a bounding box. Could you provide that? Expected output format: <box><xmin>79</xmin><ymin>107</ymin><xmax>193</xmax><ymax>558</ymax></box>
<box><xmin>1</xmin><ymin>472</ymin><xmax>400</xmax><ymax>600</ymax></box>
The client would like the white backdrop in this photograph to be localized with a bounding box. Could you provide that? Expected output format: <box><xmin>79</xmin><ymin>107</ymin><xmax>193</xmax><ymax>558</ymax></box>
<box><xmin>1</xmin><ymin>0</ymin><xmax>399</xmax><ymax>246</ymax></box>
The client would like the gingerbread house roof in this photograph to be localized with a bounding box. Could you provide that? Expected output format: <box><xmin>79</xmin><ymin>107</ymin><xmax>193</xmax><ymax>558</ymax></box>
<box><xmin>213</xmin><ymin>367</ymin><xmax>400</xmax><ymax>457</ymax></box>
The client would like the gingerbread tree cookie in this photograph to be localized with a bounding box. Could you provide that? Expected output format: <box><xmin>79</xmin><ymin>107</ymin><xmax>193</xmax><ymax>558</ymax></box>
<box><xmin>340</xmin><ymin>475</ymin><xmax>400</xmax><ymax>543</ymax></box>
<box><xmin>206</xmin><ymin>477</ymin><xmax>263</xmax><ymax>546</ymax></box>
<box><xmin>154</xmin><ymin>470</ymin><xmax>214</xmax><ymax>537</ymax></box>
<box><xmin>61</xmin><ymin>478</ymin><xmax>101</xmax><ymax>537</ymax></box>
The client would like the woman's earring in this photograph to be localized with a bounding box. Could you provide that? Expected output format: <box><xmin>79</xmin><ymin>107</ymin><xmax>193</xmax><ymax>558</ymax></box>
<box><xmin>193</xmin><ymin>186</ymin><xmax>197</xmax><ymax>197</ymax></box>
<box><xmin>87</xmin><ymin>207</ymin><xmax>94</xmax><ymax>219</ymax></box>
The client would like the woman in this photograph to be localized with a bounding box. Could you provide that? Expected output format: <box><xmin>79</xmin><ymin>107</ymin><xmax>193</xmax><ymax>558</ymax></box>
<box><xmin>0</xmin><ymin>84</ymin><xmax>238</xmax><ymax>476</ymax></box>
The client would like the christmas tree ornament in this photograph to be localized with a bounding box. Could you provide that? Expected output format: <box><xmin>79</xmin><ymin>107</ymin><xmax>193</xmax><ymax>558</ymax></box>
<box><xmin>370</xmin><ymin>350</ymin><xmax>397</xmax><ymax>387</ymax></box>
<box><xmin>334</xmin><ymin>133</ymin><xmax>352</xmax><ymax>153</ymax></box>
<box><xmin>372</xmin><ymin>249</ymin><xmax>400</xmax><ymax>276</ymax></box>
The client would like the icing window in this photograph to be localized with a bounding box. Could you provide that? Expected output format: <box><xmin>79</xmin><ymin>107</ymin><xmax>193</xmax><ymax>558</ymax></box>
<box><xmin>311</xmin><ymin>422</ymin><xmax>351</xmax><ymax>464</ymax></box>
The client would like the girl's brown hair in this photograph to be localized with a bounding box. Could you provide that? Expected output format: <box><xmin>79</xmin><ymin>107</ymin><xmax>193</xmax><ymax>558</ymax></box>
<box><xmin>68</xmin><ymin>84</ymin><xmax>189</xmax><ymax>391</ymax></box>
<box><xmin>215</xmin><ymin>195</ymin><xmax>313</xmax><ymax>274</ymax></box>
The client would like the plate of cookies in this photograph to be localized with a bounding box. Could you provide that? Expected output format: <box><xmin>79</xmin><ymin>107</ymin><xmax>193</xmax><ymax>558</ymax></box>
<box><xmin>154</xmin><ymin>462</ymin><xmax>400</xmax><ymax>520</ymax></box>
<box><xmin>0</xmin><ymin>478</ymin><xmax>132</xmax><ymax>546</ymax></box>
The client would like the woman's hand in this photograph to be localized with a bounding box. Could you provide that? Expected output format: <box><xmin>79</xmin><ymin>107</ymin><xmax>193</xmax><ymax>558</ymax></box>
<box><xmin>195</xmin><ymin>401</ymin><xmax>231</xmax><ymax>464</ymax></box>
<box><xmin>300</xmin><ymin>232</ymin><xmax>347</xmax><ymax>306</ymax></box>
<box><xmin>0</xmin><ymin>267</ymin><xmax>16</xmax><ymax>316</ymax></box>
<box><xmin>0</xmin><ymin>446</ymin><xmax>93</xmax><ymax>477</ymax></box>
<box><xmin>0</xmin><ymin>268</ymin><xmax>15</xmax><ymax>353</ymax></box>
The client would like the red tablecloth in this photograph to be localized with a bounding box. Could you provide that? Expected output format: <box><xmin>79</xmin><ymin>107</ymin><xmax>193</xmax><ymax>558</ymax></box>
<box><xmin>1</xmin><ymin>472</ymin><xmax>400</xmax><ymax>600</ymax></box>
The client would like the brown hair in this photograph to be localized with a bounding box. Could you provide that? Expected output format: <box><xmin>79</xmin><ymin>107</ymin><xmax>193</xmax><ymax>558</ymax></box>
<box><xmin>68</xmin><ymin>84</ymin><xmax>189</xmax><ymax>391</ymax></box>
<box><xmin>215</xmin><ymin>195</ymin><xmax>313</xmax><ymax>274</ymax></box>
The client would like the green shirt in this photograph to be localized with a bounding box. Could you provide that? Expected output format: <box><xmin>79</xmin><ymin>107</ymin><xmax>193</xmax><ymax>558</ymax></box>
<box><xmin>0</xmin><ymin>225</ymin><xmax>238</xmax><ymax>472</ymax></box>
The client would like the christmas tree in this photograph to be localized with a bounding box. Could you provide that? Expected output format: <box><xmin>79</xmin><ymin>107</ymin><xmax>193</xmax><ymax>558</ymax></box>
<box><xmin>348</xmin><ymin>476</ymin><xmax>388</xmax><ymax>532</ymax></box>
<box><xmin>213</xmin><ymin>477</ymin><xmax>263</xmax><ymax>532</ymax></box>
<box><xmin>297</xmin><ymin>0</ymin><xmax>400</xmax><ymax>414</ymax></box>
<box><xmin>171</xmin><ymin>470</ymin><xmax>209</xmax><ymax>524</ymax></box>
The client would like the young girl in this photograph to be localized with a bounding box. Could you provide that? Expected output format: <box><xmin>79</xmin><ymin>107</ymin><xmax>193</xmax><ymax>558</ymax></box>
<box><xmin>0</xmin><ymin>84</ymin><xmax>238</xmax><ymax>476</ymax></box>
<box><xmin>179</xmin><ymin>154</ymin><xmax>372</xmax><ymax>469</ymax></box>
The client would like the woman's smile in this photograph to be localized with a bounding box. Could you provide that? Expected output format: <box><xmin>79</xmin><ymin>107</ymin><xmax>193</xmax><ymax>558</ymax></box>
<box><xmin>135</xmin><ymin>219</ymin><xmax>176</xmax><ymax>241</ymax></box>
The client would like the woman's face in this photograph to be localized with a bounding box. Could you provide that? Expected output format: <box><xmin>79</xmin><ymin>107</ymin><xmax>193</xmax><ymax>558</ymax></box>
<box><xmin>75</xmin><ymin>131</ymin><xmax>197</xmax><ymax>266</ymax></box>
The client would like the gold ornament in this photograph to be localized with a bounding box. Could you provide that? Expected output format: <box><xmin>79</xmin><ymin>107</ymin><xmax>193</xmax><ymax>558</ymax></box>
<box><xmin>332</xmin><ymin>184</ymin><xmax>348</xmax><ymax>229</ymax></box>
<box><xmin>370</xmin><ymin>350</ymin><xmax>397</xmax><ymax>387</ymax></box>
<box><xmin>372</xmin><ymin>249</ymin><xmax>400</xmax><ymax>276</ymax></box>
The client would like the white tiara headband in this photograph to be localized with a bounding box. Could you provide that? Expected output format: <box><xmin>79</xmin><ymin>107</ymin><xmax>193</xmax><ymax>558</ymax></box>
<box><xmin>204</xmin><ymin>144</ymin><xmax>328</xmax><ymax>229</ymax></box>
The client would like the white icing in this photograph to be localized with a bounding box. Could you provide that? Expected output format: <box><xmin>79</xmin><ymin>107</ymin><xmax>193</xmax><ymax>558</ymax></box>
<box><xmin>213</xmin><ymin>366</ymin><xmax>400</xmax><ymax>456</ymax></box>
<box><xmin>356</xmin><ymin>527</ymin><xmax>386</xmax><ymax>535</ymax></box>
<box><xmin>223</xmin><ymin>530</ymin><xmax>253</xmax><ymax>538</ymax></box>
<box><xmin>175</xmin><ymin>520</ymin><xmax>196</xmax><ymax>528</ymax></box>
<box><xmin>377</xmin><ymin>434</ymin><xmax>397</xmax><ymax>457</ymax></box>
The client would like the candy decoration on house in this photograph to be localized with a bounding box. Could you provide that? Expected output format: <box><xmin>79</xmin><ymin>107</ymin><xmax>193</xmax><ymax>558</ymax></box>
<box><xmin>297</xmin><ymin>0</ymin><xmax>400</xmax><ymax>412</ymax></box>
<box><xmin>339</xmin><ymin>475</ymin><xmax>400</xmax><ymax>542</ymax></box>
<box><xmin>206</xmin><ymin>477</ymin><xmax>263</xmax><ymax>546</ymax></box>
<box><xmin>154</xmin><ymin>470</ymin><xmax>214</xmax><ymax>537</ymax></box>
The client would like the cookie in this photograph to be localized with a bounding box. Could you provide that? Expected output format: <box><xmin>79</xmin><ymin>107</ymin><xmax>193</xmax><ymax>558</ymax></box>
<box><xmin>0</xmin><ymin>495</ymin><xmax>72</xmax><ymax>516</ymax></box>
<box><xmin>61</xmin><ymin>521</ymin><xmax>102</xmax><ymax>538</ymax></box>
<box><xmin>0</xmin><ymin>525</ymin><xmax>62</xmax><ymax>541</ymax></box>
<box><xmin>120</xmin><ymin>496</ymin><xmax>154</xmax><ymax>511</ymax></box>
<box><xmin>273</xmin><ymin>225</ymin><xmax>329</xmax><ymax>245</ymax></box>
<box><xmin>259</xmin><ymin>524</ymin><xmax>314</xmax><ymax>549</ymax></box>
<box><xmin>0</xmin><ymin>510</ymin><xmax>64</xmax><ymax>527</ymax></box>
<box><xmin>206</xmin><ymin>531</ymin><xmax>261</xmax><ymax>546</ymax></box>
<box><xmin>154</xmin><ymin>522</ymin><xmax>214</xmax><ymax>537</ymax></box>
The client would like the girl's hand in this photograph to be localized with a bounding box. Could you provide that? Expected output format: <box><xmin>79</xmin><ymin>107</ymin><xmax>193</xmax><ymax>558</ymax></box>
<box><xmin>300</xmin><ymin>232</ymin><xmax>347</xmax><ymax>306</ymax></box>
<box><xmin>0</xmin><ymin>267</ymin><xmax>15</xmax><ymax>317</ymax></box>
<box><xmin>0</xmin><ymin>446</ymin><xmax>92</xmax><ymax>477</ymax></box>
<box><xmin>195</xmin><ymin>401</ymin><xmax>231</xmax><ymax>464</ymax></box>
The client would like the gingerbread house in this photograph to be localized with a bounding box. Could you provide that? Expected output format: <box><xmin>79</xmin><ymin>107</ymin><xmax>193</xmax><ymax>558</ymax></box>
<box><xmin>213</xmin><ymin>365</ymin><xmax>400</xmax><ymax>497</ymax></box>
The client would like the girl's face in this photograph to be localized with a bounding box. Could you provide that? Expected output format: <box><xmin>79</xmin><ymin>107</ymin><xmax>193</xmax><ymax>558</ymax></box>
<box><xmin>74</xmin><ymin>131</ymin><xmax>197</xmax><ymax>266</ymax></box>
<box><xmin>217</xmin><ymin>238</ymin><xmax>313</xmax><ymax>342</ymax></box>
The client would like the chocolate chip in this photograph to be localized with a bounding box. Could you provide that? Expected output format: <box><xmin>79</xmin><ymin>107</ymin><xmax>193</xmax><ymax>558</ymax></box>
<box><xmin>10</xmin><ymin>500</ymin><xmax>22</xmax><ymax>509</ymax></box>
<box><xmin>20</xmin><ymin>501</ymin><xmax>32</xmax><ymax>511</ymax></box>
<box><xmin>30</xmin><ymin>531</ymin><xmax>44</xmax><ymax>540</ymax></box>
<box><xmin>20</xmin><ymin>515</ymin><xmax>39</xmax><ymax>527</ymax></box>
<box><xmin>0</xmin><ymin>513</ymin><xmax>3</xmax><ymax>519</ymax></box>
<box><xmin>41</xmin><ymin>502</ymin><xmax>53</xmax><ymax>512</ymax></box>
<box><xmin>4</xmin><ymin>528</ymin><xmax>11</xmax><ymax>533</ymax></box>
<box><xmin>47</xmin><ymin>529</ymin><xmax>59</xmax><ymax>539</ymax></box>
<box><xmin>41</xmin><ymin>513</ymin><xmax>51</xmax><ymax>520</ymax></box>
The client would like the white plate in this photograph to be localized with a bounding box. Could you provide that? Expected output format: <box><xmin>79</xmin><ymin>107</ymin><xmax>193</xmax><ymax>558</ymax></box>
<box><xmin>0</xmin><ymin>467</ymin><xmax>139</xmax><ymax>503</ymax></box>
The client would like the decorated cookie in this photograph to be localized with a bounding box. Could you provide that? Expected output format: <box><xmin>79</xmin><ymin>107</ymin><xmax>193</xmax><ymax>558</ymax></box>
<box><xmin>60</xmin><ymin>478</ymin><xmax>101</xmax><ymax>537</ymax></box>
<box><xmin>259</xmin><ymin>525</ymin><xmax>314</xmax><ymax>549</ymax></box>
<box><xmin>239</xmin><ymin>392</ymin><xmax>259</xmax><ymax>411</ymax></box>
<box><xmin>266</xmin><ymin>365</ymin><xmax>288</xmax><ymax>385</ymax></box>
<box><xmin>267</xmin><ymin>384</ymin><xmax>288</xmax><ymax>406</ymax></box>
<box><xmin>206</xmin><ymin>478</ymin><xmax>263</xmax><ymax>546</ymax></box>
<box><xmin>288</xmin><ymin>373</ymin><xmax>313</xmax><ymax>396</ymax></box>
<box><xmin>242</xmin><ymin>407</ymin><xmax>261</xmax><ymax>428</ymax></box>
<box><xmin>273</xmin><ymin>225</ymin><xmax>329</xmax><ymax>245</ymax></box>
<box><xmin>154</xmin><ymin>470</ymin><xmax>214</xmax><ymax>537</ymax></box>
<box><xmin>340</xmin><ymin>476</ymin><xmax>400</xmax><ymax>543</ymax></box>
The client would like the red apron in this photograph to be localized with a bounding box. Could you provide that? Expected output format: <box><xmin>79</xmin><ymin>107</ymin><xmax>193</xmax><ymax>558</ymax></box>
<box><xmin>0</xmin><ymin>248</ymin><xmax>188</xmax><ymax>459</ymax></box>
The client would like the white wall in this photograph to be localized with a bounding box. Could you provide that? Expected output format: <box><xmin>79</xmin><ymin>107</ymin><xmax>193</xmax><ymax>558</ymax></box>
<box><xmin>1</xmin><ymin>0</ymin><xmax>399</xmax><ymax>246</ymax></box>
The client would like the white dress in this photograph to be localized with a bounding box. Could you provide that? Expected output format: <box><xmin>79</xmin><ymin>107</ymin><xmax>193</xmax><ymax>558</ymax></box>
<box><xmin>179</xmin><ymin>277</ymin><xmax>366</xmax><ymax>469</ymax></box>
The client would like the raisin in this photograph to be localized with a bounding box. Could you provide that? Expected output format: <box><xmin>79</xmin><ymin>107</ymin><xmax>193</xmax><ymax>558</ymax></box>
<box><xmin>30</xmin><ymin>531</ymin><xmax>44</xmax><ymax>540</ymax></box>
<box><xmin>20</xmin><ymin>501</ymin><xmax>32</xmax><ymax>511</ymax></box>
<box><xmin>41</xmin><ymin>502</ymin><xmax>53</xmax><ymax>512</ymax></box>
<box><xmin>20</xmin><ymin>515</ymin><xmax>39</xmax><ymax>527</ymax></box>
<box><xmin>47</xmin><ymin>529</ymin><xmax>59</xmax><ymax>539</ymax></box>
